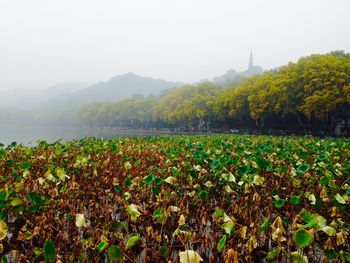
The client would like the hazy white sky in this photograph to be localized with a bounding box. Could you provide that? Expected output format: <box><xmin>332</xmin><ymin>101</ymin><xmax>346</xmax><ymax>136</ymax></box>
<box><xmin>0</xmin><ymin>0</ymin><xmax>349</xmax><ymax>90</ymax></box>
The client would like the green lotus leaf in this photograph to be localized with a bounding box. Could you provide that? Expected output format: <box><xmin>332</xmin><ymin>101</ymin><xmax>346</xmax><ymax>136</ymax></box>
<box><xmin>290</xmin><ymin>251</ymin><xmax>309</xmax><ymax>263</ymax></box>
<box><xmin>143</xmin><ymin>173</ymin><xmax>156</xmax><ymax>185</ymax></box>
<box><xmin>273</xmin><ymin>199</ymin><xmax>285</xmax><ymax>208</ymax></box>
<box><xmin>217</xmin><ymin>235</ymin><xmax>227</xmax><ymax>252</ymax></box>
<box><xmin>10</xmin><ymin>197</ymin><xmax>23</xmax><ymax>207</ymax></box>
<box><xmin>296</xmin><ymin>164</ymin><xmax>311</xmax><ymax>174</ymax></box>
<box><xmin>108</xmin><ymin>245</ymin><xmax>123</xmax><ymax>262</ymax></box>
<box><xmin>198</xmin><ymin>190</ymin><xmax>209</xmax><ymax>200</ymax></box>
<box><xmin>124</xmin><ymin>161</ymin><xmax>132</xmax><ymax>170</ymax></box>
<box><xmin>43</xmin><ymin>239</ymin><xmax>56</xmax><ymax>263</ymax></box>
<box><xmin>211</xmin><ymin>159</ymin><xmax>221</xmax><ymax>170</ymax></box>
<box><xmin>289</xmin><ymin>196</ymin><xmax>301</xmax><ymax>205</ymax></box>
<box><xmin>0</xmin><ymin>190</ymin><xmax>7</xmax><ymax>201</ymax></box>
<box><xmin>213</xmin><ymin>208</ymin><xmax>224</xmax><ymax>219</ymax></box>
<box><xmin>258</xmin><ymin>216</ymin><xmax>271</xmax><ymax>236</ymax></box>
<box><xmin>293</xmin><ymin>229</ymin><xmax>314</xmax><ymax>247</ymax></box>
<box><xmin>153</xmin><ymin>208</ymin><xmax>168</xmax><ymax>225</ymax></box>
<box><xmin>266</xmin><ymin>246</ymin><xmax>284</xmax><ymax>260</ymax></box>
<box><xmin>300</xmin><ymin>212</ymin><xmax>326</xmax><ymax>230</ymax></box>
<box><xmin>125</xmin><ymin>234</ymin><xmax>140</xmax><ymax>250</ymax></box>
<box><xmin>96</xmin><ymin>240</ymin><xmax>108</xmax><ymax>252</ymax></box>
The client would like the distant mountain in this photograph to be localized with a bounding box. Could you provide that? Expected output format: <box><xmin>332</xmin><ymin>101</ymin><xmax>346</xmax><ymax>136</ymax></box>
<box><xmin>46</xmin><ymin>73</ymin><xmax>183</xmax><ymax>109</ymax></box>
<box><xmin>212</xmin><ymin>67</ymin><xmax>263</xmax><ymax>87</ymax></box>
<box><xmin>213</xmin><ymin>51</ymin><xmax>263</xmax><ymax>87</ymax></box>
<box><xmin>0</xmin><ymin>73</ymin><xmax>183</xmax><ymax>110</ymax></box>
<box><xmin>0</xmin><ymin>82</ymin><xmax>88</xmax><ymax>109</ymax></box>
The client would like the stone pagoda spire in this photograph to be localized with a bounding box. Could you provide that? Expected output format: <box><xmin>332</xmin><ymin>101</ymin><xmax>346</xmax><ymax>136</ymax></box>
<box><xmin>248</xmin><ymin>49</ymin><xmax>254</xmax><ymax>70</ymax></box>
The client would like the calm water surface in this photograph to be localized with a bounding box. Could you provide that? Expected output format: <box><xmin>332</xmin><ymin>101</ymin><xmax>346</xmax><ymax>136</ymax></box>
<box><xmin>0</xmin><ymin>124</ymin><xmax>178</xmax><ymax>145</ymax></box>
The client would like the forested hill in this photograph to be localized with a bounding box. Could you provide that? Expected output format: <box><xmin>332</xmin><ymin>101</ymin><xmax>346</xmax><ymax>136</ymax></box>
<box><xmin>78</xmin><ymin>51</ymin><xmax>350</xmax><ymax>134</ymax></box>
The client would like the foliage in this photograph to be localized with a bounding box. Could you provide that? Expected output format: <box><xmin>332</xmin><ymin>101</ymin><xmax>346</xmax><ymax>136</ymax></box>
<box><xmin>0</xmin><ymin>135</ymin><xmax>349</xmax><ymax>261</ymax></box>
<box><xmin>77</xmin><ymin>52</ymin><xmax>350</xmax><ymax>131</ymax></box>
<box><xmin>43</xmin><ymin>239</ymin><xmax>56</xmax><ymax>262</ymax></box>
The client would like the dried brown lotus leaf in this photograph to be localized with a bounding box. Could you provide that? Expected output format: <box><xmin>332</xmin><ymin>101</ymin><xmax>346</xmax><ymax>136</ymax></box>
<box><xmin>323</xmin><ymin>238</ymin><xmax>334</xmax><ymax>250</ymax></box>
<box><xmin>331</xmin><ymin>206</ymin><xmax>338</xmax><ymax>217</ymax></box>
<box><xmin>336</xmin><ymin>230</ymin><xmax>348</xmax><ymax>246</ymax></box>
<box><xmin>146</xmin><ymin>226</ymin><xmax>154</xmax><ymax>237</ymax></box>
<box><xmin>178</xmin><ymin>215</ymin><xmax>186</xmax><ymax>226</ymax></box>
<box><xmin>0</xmin><ymin>221</ymin><xmax>8</xmax><ymax>240</ymax></box>
<box><xmin>17</xmin><ymin>231</ymin><xmax>26</xmax><ymax>241</ymax></box>
<box><xmin>239</xmin><ymin>226</ymin><xmax>248</xmax><ymax>240</ymax></box>
<box><xmin>253</xmin><ymin>192</ymin><xmax>261</xmax><ymax>202</ymax></box>
<box><xmin>320</xmin><ymin>187</ymin><xmax>328</xmax><ymax>199</ymax></box>
<box><xmin>246</xmin><ymin>236</ymin><xmax>257</xmax><ymax>253</ymax></box>
<box><xmin>271</xmin><ymin>216</ymin><xmax>286</xmax><ymax>242</ymax></box>
<box><xmin>224</xmin><ymin>249</ymin><xmax>239</xmax><ymax>263</ymax></box>
<box><xmin>50</xmin><ymin>188</ymin><xmax>59</xmax><ymax>197</ymax></box>
<box><xmin>33</xmin><ymin>226</ymin><xmax>40</xmax><ymax>236</ymax></box>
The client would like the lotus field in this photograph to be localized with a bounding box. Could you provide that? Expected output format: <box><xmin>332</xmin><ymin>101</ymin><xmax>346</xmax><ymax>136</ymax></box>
<box><xmin>0</xmin><ymin>135</ymin><xmax>349</xmax><ymax>262</ymax></box>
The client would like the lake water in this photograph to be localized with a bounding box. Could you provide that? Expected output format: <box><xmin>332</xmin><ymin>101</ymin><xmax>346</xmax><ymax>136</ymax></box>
<box><xmin>0</xmin><ymin>124</ymin><xmax>180</xmax><ymax>145</ymax></box>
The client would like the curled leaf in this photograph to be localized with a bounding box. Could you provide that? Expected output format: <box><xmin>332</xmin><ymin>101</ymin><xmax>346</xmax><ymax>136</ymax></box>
<box><xmin>75</xmin><ymin>214</ymin><xmax>89</xmax><ymax>228</ymax></box>
<box><xmin>222</xmin><ymin>213</ymin><xmax>235</xmax><ymax>235</ymax></box>
<box><xmin>271</xmin><ymin>216</ymin><xmax>286</xmax><ymax>242</ymax></box>
<box><xmin>224</xmin><ymin>249</ymin><xmax>239</xmax><ymax>263</ymax></box>
<box><xmin>246</xmin><ymin>236</ymin><xmax>257</xmax><ymax>253</ymax></box>
<box><xmin>124</xmin><ymin>161</ymin><xmax>132</xmax><ymax>170</ymax></box>
<box><xmin>164</xmin><ymin>176</ymin><xmax>177</xmax><ymax>185</ymax></box>
<box><xmin>126</xmin><ymin>204</ymin><xmax>142</xmax><ymax>221</ymax></box>
<box><xmin>0</xmin><ymin>220</ymin><xmax>8</xmax><ymax>240</ymax></box>
<box><xmin>178</xmin><ymin>215</ymin><xmax>186</xmax><ymax>226</ymax></box>
<box><xmin>335</xmin><ymin>193</ymin><xmax>346</xmax><ymax>204</ymax></box>
<box><xmin>179</xmin><ymin>250</ymin><xmax>203</xmax><ymax>263</ymax></box>
<box><xmin>321</xmin><ymin>226</ymin><xmax>336</xmax><ymax>236</ymax></box>
<box><xmin>252</xmin><ymin>175</ymin><xmax>265</xmax><ymax>186</ymax></box>
<box><xmin>336</xmin><ymin>230</ymin><xmax>348</xmax><ymax>246</ymax></box>
<box><xmin>125</xmin><ymin>235</ymin><xmax>140</xmax><ymax>250</ymax></box>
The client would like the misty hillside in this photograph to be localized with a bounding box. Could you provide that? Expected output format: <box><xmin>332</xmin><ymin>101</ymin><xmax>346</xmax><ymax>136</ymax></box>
<box><xmin>0</xmin><ymin>82</ymin><xmax>88</xmax><ymax>109</ymax></box>
<box><xmin>44</xmin><ymin>73</ymin><xmax>183</xmax><ymax>109</ymax></box>
<box><xmin>212</xmin><ymin>66</ymin><xmax>263</xmax><ymax>87</ymax></box>
<box><xmin>0</xmin><ymin>74</ymin><xmax>183</xmax><ymax>110</ymax></box>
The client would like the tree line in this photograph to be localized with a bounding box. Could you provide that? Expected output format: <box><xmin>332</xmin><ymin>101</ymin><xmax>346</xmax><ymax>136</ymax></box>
<box><xmin>77</xmin><ymin>51</ymin><xmax>350</xmax><ymax>134</ymax></box>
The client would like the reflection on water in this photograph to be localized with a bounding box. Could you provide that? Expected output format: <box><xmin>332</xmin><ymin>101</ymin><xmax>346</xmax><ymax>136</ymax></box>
<box><xmin>0</xmin><ymin>124</ymin><xmax>175</xmax><ymax>145</ymax></box>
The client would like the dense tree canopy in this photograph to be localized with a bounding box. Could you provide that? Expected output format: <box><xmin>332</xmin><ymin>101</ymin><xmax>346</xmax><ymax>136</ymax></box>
<box><xmin>153</xmin><ymin>82</ymin><xmax>224</xmax><ymax>129</ymax></box>
<box><xmin>77</xmin><ymin>52</ymin><xmax>350</xmax><ymax>133</ymax></box>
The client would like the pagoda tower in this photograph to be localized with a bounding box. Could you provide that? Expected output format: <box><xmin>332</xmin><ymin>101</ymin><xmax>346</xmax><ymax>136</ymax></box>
<box><xmin>248</xmin><ymin>49</ymin><xmax>254</xmax><ymax>70</ymax></box>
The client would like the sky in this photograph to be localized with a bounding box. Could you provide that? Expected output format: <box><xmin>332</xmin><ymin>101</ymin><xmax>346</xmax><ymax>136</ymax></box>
<box><xmin>0</xmin><ymin>0</ymin><xmax>349</xmax><ymax>90</ymax></box>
